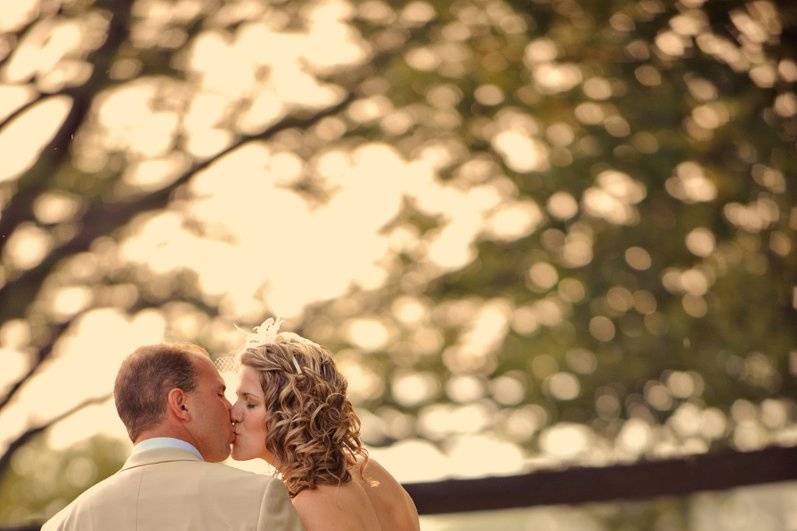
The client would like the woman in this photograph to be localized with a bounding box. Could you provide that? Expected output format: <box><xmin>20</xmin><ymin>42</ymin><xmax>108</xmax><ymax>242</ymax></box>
<box><xmin>230</xmin><ymin>319</ymin><xmax>420</xmax><ymax>531</ymax></box>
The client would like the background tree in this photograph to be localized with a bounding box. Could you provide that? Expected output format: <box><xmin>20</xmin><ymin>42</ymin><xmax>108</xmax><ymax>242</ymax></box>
<box><xmin>0</xmin><ymin>0</ymin><xmax>795</xmax><ymax>527</ymax></box>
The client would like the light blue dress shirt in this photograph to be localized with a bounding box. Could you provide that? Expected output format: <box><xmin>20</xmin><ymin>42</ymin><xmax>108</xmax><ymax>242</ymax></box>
<box><xmin>133</xmin><ymin>437</ymin><xmax>203</xmax><ymax>460</ymax></box>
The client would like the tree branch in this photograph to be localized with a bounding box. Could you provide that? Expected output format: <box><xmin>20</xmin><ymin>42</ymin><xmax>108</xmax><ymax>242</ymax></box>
<box><xmin>0</xmin><ymin>394</ymin><xmax>110</xmax><ymax>479</ymax></box>
<box><xmin>0</xmin><ymin>3</ymin><xmax>63</xmax><ymax>70</ymax></box>
<box><xmin>0</xmin><ymin>90</ymin><xmax>61</xmax><ymax>132</ymax></box>
<box><xmin>0</xmin><ymin>91</ymin><xmax>358</xmax><ymax>319</ymax></box>
<box><xmin>0</xmin><ymin>287</ymin><xmax>221</xmax><ymax>418</ymax></box>
<box><xmin>0</xmin><ymin>320</ymin><xmax>74</xmax><ymax>411</ymax></box>
<box><xmin>0</xmin><ymin>14</ymin><xmax>433</xmax><ymax>321</ymax></box>
<box><xmin>0</xmin><ymin>0</ymin><xmax>132</xmax><ymax>258</ymax></box>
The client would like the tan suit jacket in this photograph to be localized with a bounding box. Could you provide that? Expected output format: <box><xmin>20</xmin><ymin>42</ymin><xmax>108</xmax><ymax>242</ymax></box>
<box><xmin>41</xmin><ymin>447</ymin><xmax>303</xmax><ymax>531</ymax></box>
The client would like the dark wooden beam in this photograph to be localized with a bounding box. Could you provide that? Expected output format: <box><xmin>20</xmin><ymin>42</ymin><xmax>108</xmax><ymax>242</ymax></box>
<box><xmin>404</xmin><ymin>445</ymin><xmax>797</xmax><ymax>514</ymax></box>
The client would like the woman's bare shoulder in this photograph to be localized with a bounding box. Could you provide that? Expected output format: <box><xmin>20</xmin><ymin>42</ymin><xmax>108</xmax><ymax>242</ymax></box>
<box><xmin>358</xmin><ymin>458</ymin><xmax>420</xmax><ymax>531</ymax></box>
<box><xmin>291</xmin><ymin>460</ymin><xmax>419</xmax><ymax>531</ymax></box>
<box><xmin>292</xmin><ymin>483</ymin><xmax>351</xmax><ymax>509</ymax></box>
<box><xmin>291</xmin><ymin>485</ymin><xmax>362</xmax><ymax>531</ymax></box>
<box><xmin>360</xmin><ymin>458</ymin><xmax>399</xmax><ymax>487</ymax></box>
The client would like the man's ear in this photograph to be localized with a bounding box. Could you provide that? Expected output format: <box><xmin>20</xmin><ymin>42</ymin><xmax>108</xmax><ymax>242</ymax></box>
<box><xmin>166</xmin><ymin>388</ymin><xmax>191</xmax><ymax>421</ymax></box>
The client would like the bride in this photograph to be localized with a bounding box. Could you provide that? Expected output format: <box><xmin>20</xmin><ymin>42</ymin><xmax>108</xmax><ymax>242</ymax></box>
<box><xmin>230</xmin><ymin>319</ymin><xmax>420</xmax><ymax>531</ymax></box>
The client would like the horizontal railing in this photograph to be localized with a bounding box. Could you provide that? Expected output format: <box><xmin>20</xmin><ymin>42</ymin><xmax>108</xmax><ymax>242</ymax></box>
<box><xmin>404</xmin><ymin>445</ymin><xmax>797</xmax><ymax>514</ymax></box>
<box><xmin>4</xmin><ymin>445</ymin><xmax>796</xmax><ymax>530</ymax></box>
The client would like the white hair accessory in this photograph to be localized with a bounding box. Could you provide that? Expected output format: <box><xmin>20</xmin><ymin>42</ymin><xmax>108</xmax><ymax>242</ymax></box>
<box><xmin>238</xmin><ymin>317</ymin><xmax>303</xmax><ymax>375</ymax></box>
<box><xmin>291</xmin><ymin>355</ymin><xmax>303</xmax><ymax>374</ymax></box>
<box><xmin>240</xmin><ymin>317</ymin><xmax>283</xmax><ymax>350</ymax></box>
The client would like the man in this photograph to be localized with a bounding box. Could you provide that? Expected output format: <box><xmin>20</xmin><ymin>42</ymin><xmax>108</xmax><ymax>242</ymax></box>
<box><xmin>42</xmin><ymin>343</ymin><xmax>303</xmax><ymax>531</ymax></box>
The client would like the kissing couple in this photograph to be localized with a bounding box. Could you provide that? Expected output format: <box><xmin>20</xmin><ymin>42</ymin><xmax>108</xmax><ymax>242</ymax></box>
<box><xmin>43</xmin><ymin>318</ymin><xmax>420</xmax><ymax>531</ymax></box>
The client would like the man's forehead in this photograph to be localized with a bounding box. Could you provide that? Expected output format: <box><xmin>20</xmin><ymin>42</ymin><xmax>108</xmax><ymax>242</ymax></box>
<box><xmin>190</xmin><ymin>352</ymin><xmax>213</xmax><ymax>370</ymax></box>
<box><xmin>192</xmin><ymin>354</ymin><xmax>223</xmax><ymax>382</ymax></box>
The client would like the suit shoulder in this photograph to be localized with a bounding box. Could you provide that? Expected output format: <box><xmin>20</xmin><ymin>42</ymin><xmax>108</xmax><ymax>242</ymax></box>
<box><xmin>195</xmin><ymin>463</ymin><xmax>298</xmax><ymax>527</ymax></box>
<box><xmin>67</xmin><ymin>471</ymin><xmax>125</xmax><ymax>503</ymax></box>
<box><xmin>205</xmin><ymin>462</ymin><xmax>261</xmax><ymax>475</ymax></box>
<box><xmin>196</xmin><ymin>462</ymin><xmax>280</xmax><ymax>497</ymax></box>
<box><xmin>202</xmin><ymin>462</ymin><xmax>274</xmax><ymax>483</ymax></box>
<box><xmin>41</xmin><ymin>472</ymin><xmax>125</xmax><ymax>530</ymax></box>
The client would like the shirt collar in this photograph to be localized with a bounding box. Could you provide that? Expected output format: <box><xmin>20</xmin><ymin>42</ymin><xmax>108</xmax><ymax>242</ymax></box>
<box><xmin>132</xmin><ymin>437</ymin><xmax>203</xmax><ymax>460</ymax></box>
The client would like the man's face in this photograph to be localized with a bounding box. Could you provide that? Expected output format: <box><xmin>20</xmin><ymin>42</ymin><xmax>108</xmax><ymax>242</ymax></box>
<box><xmin>184</xmin><ymin>355</ymin><xmax>234</xmax><ymax>462</ymax></box>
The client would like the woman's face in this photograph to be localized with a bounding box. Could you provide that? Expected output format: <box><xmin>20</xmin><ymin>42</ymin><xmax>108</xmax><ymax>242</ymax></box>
<box><xmin>230</xmin><ymin>366</ymin><xmax>276</xmax><ymax>465</ymax></box>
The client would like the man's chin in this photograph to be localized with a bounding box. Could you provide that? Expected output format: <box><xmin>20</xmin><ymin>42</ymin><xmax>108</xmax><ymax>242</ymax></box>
<box><xmin>205</xmin><ymin>446</ymin><xmax>232</xmax><ymax>463</ymax></box>
<box><xmin>208</xmin><ymin>454</ymin><xmax>229</xmax><ymax>463</ymax></box>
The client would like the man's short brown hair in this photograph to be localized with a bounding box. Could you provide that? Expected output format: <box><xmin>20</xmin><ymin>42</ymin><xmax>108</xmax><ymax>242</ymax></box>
<box><xmin>114</xmin><ymin>343</ymin><xmax>206</xmax><ymax>441</ymax></box>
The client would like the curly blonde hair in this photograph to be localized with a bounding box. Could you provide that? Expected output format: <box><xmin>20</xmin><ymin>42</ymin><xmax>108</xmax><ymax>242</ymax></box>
<box><xmin>240</xmin><ymin>333</ymin><xmax>368</xmax><ymax>497</ymax></box>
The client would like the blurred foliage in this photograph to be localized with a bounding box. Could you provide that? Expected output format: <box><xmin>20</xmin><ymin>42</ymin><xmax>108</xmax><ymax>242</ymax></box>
<box><xmin>0</xmin><ymin>0</ymin><xmax>795</xmax><ymax>527</ymax></box>
<box><xmin>0</xmin><ymin>435</ymin><xmax>127</xmax><ymax>525</ymax></box>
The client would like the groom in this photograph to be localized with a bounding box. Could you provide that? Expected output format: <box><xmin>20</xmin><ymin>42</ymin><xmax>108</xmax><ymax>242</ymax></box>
<box><xmin>42</xmin><ymin>342</ymin><xmax>303</xmax><ymax>531</ymax></box>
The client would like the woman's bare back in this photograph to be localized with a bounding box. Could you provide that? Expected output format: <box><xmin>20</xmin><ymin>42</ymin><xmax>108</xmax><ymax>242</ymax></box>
<box><xmin>291</xmin><ymin>458</ymin><xmax>420</xmax><ymax>531</ymax></box>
